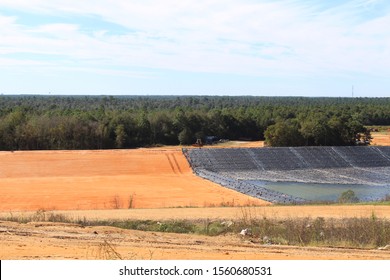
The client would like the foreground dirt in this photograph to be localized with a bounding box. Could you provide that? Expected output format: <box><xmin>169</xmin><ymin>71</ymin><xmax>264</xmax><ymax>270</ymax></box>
<box><xmin>1</xmin><ymin>219</ymin><xmax>389</xmax><ymax>260</ymax></box>
<box><xmin>1</xmin><ymin>205</ymin><xmax>390</xmax><ymax>260</ymax></box>
<box><xmin>0</xmin><ymin>149</ymin><xmax>268</xmax><ymax>211</ymax></box>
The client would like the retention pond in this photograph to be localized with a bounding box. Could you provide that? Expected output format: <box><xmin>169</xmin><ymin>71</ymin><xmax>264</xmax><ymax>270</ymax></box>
<box><xmin>248</xmin><ymin>180</ymin><xmax>390</xmax><ymax>202</ymax></box>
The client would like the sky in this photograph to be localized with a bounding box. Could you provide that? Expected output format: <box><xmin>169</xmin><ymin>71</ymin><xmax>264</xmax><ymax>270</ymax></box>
<box><xmin>0</xmin><ymin>0</ymin><xmax>390</xmax><ymax>97</ymax></box>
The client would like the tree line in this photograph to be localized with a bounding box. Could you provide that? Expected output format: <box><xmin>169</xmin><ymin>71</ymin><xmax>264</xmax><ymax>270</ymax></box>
<box><xmin>0</xmin><ymin>95</ymin><xmax>389</xmax><ymax>150</ymax></box>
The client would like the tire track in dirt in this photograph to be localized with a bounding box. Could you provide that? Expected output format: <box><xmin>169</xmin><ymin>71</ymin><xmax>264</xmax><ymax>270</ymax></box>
<box><xmin>165</xmin><ymin>154</ymin><xmax>177</xmax><ymax>174</ymax></box>
<box><xmin>171</xmin><ymin>153</ymin><xmax>183</xmax><ymax>174</ymax></box>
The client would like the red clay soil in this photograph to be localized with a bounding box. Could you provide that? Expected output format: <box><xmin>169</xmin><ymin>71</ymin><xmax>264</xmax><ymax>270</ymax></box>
<box><xmin>0</xmin><ymin>149</ymin><xmax>269</xmax><ymax>211</ymax></box>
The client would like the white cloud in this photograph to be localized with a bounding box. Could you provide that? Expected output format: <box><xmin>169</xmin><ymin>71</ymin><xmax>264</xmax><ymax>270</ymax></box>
<box><xmin>1</xmin><ymin>0</ymin><xmax>390</xmax><ymax>87</ymax></box>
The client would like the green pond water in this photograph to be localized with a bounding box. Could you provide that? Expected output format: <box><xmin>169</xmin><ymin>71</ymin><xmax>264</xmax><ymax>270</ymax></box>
<box><xmin>247</xmin><ymin>180</ymin><xmax>390</xmax><ymax>202</ymax></box>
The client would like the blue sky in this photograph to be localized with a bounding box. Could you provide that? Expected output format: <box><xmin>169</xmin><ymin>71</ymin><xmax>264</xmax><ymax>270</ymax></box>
<box><xmin>0</xmin><ymin>0</ymin><xmax>389</xmax><ymax>97</ymax></box>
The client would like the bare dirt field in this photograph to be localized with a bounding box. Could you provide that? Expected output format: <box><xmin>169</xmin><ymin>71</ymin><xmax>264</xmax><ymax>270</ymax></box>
<box><xmin>0</xmin><ymin>149</ymin><xmax>268</xmax><ymax>211</ymax></box>
<box><xmin>371</xmin><ymin>132</ymin><xmax>390</xmax><ymax>146</ymax></box>
<box><xmin>211</xmin><ymin>140</ymin><xmax>265</xmax><ymax>148</ymax></box>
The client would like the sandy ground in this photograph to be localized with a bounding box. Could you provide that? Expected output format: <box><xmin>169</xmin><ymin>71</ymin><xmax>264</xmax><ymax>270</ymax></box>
<box><xmin>371</xmin><ymin>132</ymin><xmax>390</xmax><ymax>146</ymax></box>
<box><xmin>0</xmin><ymin>149</ymin><xmax>268</xmax><ymax>211</ymax></box>
<box><xmin>1</xmin><ymin>220</ymin><xmax>390</xmax><ymax>260</ymax></box>
<box><xmin>209</xmin><ymin>141</ymin><xmax>265</xmax><ymax>148</ymax></box>
<box><xmin>1</xmin><ymin>205</ymin><xmax>390</xmax><ymax>260</ymax></box>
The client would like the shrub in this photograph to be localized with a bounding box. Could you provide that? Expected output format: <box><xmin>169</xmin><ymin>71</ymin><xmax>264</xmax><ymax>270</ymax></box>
<box><xmin>338</xmin><ymin>190</ymin><xmax>359</xmax><ymax>203</ymax></box>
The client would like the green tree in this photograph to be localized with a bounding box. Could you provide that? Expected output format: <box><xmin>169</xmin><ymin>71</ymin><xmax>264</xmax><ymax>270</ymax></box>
<box><xmin>115</xmin><ymin>124</ymin><xmax>127</xmax><ymax>148</ymax></box>
<box><xmin>299</xmin><ymin>114</ymin><xmax>329</xmax><ymax>145</ymax></box>
<box><xmin>264</xmin><ymin>119</ymin><xmax>305</xmax><ymax>147</ymax></box>
<box><xmin>178</xmin><ymin>128</ymin><xmax>193</xmax><ymax>145</ymax></box>
<box><xmin>338</xmin><ymin>190</ymin><xmax>359</xmax><ymax>203</ymax></box>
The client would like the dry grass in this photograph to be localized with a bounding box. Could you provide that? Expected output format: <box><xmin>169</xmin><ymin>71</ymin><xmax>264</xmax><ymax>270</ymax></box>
<box><xmin>3</xmin><ymin>208</ymin><xmax>389</xmax><ymax>250</ymax></box>
<box><xmin>370</xmin><ymin>129</ymin><xmax>390</xmax><ymax>146</ymax></box>
<box><xmin>91</xmin><ymin>239</ymin><xmax>124</xmax><ymax>260</ymax></box>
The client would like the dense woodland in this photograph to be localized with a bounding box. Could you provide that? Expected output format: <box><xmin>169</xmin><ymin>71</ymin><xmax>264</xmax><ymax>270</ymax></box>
<box><xmin>0</xmin><ymin>95</ymin><xmax>389</xmax><ymax>150</ymax></box>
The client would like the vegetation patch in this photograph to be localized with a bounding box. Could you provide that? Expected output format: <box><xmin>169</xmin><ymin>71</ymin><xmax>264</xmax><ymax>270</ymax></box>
<box><xmin>1</xmin><ymin>96</ymin><xmax>389</xmax><ymax>149</ymax></box>
<box><xmin>2</xmin><ymin>209</ymin><xmax>390</xmax><ymax>249</ymax></box>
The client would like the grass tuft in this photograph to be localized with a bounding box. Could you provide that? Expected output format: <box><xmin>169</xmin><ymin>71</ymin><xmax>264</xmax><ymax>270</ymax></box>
<box><xmin>2</xmin><ymin>209</ymin><xmax>390</xmax><ymax>249</ymax></box>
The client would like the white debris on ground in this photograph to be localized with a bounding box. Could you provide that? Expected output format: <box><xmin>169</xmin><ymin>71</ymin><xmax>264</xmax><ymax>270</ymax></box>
<box><xmin>378</xmin><ymin>245</ymin><xmax>390</xmax><ymax>250</ymax></box>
